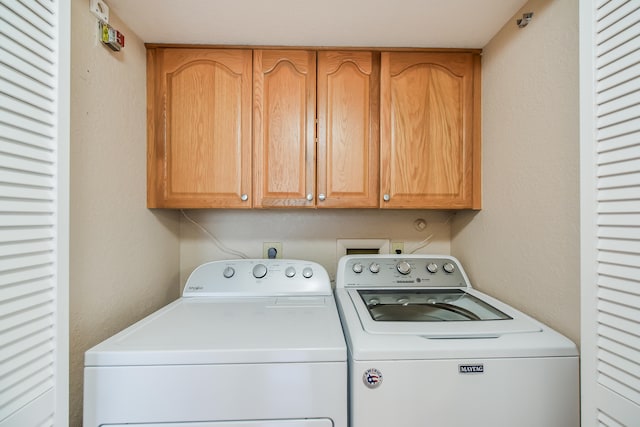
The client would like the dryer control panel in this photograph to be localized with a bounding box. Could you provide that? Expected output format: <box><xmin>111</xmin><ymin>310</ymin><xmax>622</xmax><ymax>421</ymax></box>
<box><xmin>184</xmin><ymin>259</ymin><xmax>332</xmax><ymax>297</ymax></box>
<box><xmin>337</xmin><ymin>255</ymin><xmax>471</xmax><ymax>289</ymax></box>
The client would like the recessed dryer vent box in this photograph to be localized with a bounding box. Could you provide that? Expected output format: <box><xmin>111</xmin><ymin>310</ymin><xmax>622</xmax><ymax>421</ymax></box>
<box><xmin>336</xmin><ymin>239</ymin><xmax>390</xmax><ymax>262</ymax></box>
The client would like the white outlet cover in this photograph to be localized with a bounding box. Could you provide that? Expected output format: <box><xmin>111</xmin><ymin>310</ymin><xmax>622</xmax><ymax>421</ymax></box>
<box><xmin>90</xmin><ymin>0</ymin><xmax>109</xmax><ymax>23</ymax></box>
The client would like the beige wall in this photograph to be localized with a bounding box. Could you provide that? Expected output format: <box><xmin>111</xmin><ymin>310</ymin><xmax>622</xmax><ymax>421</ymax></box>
<box><xmin>69</xmin><ymin>2</ymin><xmax>181</xmax><ymax>426</ymax></box>
<box><xmin>452</xmin><ymin>0</ymin><xmax>580</xmax><ymax>344</ymax></box>
<box><xmin>180</xmin><ymin>210</ymin><xmax>453</xmax><ymax>286</ymax></box>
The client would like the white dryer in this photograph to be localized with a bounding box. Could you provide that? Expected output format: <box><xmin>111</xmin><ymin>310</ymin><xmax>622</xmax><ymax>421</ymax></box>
<box><xmin>335</xmin><ymin>254</ymin><xmax>579</xmax><ymax>427</ymax></box>
<box><xmin>84</xmin><ymin>259</ymin><xmax>347</xmax><ymax>426</ymax></box>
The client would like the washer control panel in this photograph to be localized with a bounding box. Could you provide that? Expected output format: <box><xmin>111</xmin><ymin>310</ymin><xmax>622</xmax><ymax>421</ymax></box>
<box><xmin>184</xmin><ymin>259</ymin><xmax>331</xmax><ymax>297</ymax></box>
<box><xmin>337</xmin><ymin>255</ymin><xmax>470</xmax><ymax>288</ymax></box>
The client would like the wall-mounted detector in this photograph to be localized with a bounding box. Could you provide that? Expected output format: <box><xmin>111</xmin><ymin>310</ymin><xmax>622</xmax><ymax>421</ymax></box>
<box><xmin>90</xmin><ymin>0</ymin><xmax>109</xmax><ymax>23</ymax></box>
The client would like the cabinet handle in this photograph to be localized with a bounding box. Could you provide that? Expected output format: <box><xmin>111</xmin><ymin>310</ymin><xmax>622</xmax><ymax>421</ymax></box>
<box><xmin>383</xmin><ymin>194</ymin><xmax>390</xmax><ymax>202</ymax></box>
<box><xmin>318</xmin><ymin>193</ymin><xmax>326</xmax><ymax>201</ymax></box>
<box><xmin>241</xmin><ymin>194</ymin><xmax>248</xmax><ymax>201</ymax></box>
<box><xmin>306</xmin><ymin>193</ymin><xmax>313</xmax><ymax>201</ymax></box>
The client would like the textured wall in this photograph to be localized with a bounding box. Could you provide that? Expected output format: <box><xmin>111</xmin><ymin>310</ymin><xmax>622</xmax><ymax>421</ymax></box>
<box><xmin>179</xmin><ymin>210</ymin><xmax>454</xmax><ymax>287</ymax></box>
<box><xmin>451</xmin><ymin>0</ymin><xmax>580</xmax><ymax>344</ymax></box>
<box><xmin>69</xmin><ymin>2</ymin><xmax>181</xmax><ymax>425</ymax></box>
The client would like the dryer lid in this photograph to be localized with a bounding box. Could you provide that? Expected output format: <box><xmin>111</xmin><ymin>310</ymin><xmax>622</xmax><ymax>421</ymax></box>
<box><xmin>85</xmin><ymin>296</ymin><xmax>347</xmax><ymax>366</ymax></box>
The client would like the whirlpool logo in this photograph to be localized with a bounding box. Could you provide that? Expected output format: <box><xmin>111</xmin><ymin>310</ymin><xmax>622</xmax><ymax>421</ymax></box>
<box><xmin>459</xmin><ymin>364</ymin><xmax>484</xmax><ymax>374</ymax></box>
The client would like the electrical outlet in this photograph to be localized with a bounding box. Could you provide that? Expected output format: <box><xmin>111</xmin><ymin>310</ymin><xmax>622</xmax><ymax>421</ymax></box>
<box><xmin>391</xmin><ymin>242</ymin><xmax>404</xmax><ymax>254</ymax></box>
<box><xmin>263</xmin><ymin>242</ymin><xmax>283</xmax><ymax>259</ymax></box>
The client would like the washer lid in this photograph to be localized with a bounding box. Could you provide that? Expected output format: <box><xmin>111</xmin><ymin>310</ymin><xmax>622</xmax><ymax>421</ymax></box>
<box><xmin>85</xmin><ymin>296</ymin><xmax>346</xmax><ymax>366</ymax></box>
<box><xmin>359</xmin><ymin>288</ymin><xmax>512</xmax><ymax>322</ymax></box>
<box><xmin>348</xmin><ymin>288</ymin><xmax>542</xmax><ymax>338</ymax></box>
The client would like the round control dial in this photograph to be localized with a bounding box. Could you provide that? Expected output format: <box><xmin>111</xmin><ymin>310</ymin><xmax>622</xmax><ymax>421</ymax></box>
<box><xmin>302</xmin><ymin>267</ymin><xmax>313</xmax><ymax>278</ymax></box>
<box><xmin>252</xmin><ymin>264</ymin><xmax>267</xmax><ymax>279</ymax></box>
<box><xmin>285</xmin><ymin>266</ymin><xmax>296</xmax><ymax>278</ymax></box>
<box><xmin>443</xmin><ymin>262</ymin><xmax>456</xmax><ymax>274</ymax></box>
<box><xmin>426</xmin><ymin>263</ymin><xmax>438</xmax><ymax>274</ymax></box>
<box><xmin>223</xmin><ymin>266</ymin><xmax>235</xmax><ymax>278</ymax></box>
<box><xmin>352</xmin><ymin>263</ymin><xmax>364</xmax><ymax>274</ymax></box>
<box><xmin>369</xmin><ymin>263</ymin><xmax>380</xmax><ymax>273</ymax></box>
<box><xmin>396</xmin><ymin>261</ymin><xmax>411</xmax><ymax>275</ymax></box>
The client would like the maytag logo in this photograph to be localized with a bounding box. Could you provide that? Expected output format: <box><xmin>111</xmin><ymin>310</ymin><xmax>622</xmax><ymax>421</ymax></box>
<box><xmin>459</xmin><ymin>364</ymin><xmax>484</xmax><ymax>374</ymax></box>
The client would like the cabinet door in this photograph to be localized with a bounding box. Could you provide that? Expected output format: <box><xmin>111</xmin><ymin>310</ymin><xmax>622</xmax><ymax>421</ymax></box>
<box><xmin>253</xmin><ymin>50</ymin><xmax>316</xmax><ymax>207</ymax></box>
<box><xmin>380</xmin><ymin>52</ymin><xmax>481</xmax><ymax>209</ymax></box>
<box><xmin>147</xmin><ymin>48</ymin><xmax>252</xmax><ymax>208</ymax></box>
<box><xmin>317</xmin><ymin>51</ymin><xmax>380</xmax><ymax>208</ymax></box>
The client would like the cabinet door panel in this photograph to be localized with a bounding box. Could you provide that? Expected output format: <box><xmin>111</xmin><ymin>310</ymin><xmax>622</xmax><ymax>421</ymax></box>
<box><xmin>317</xmin><ymin>51</ymin><xmax>379</xmax><ymax>208</ymax></box>
<box><xmin>254</xmin><ymin>50</ymin><xmax>316</xmax><ymax>207</ymax></box>
<box><xmin>380</xmin><ymin>52</ymin><xmax>480</xmax><ymax>209</ymax></box>
<box><xmin>148</xmin><ymin>48</ymin><xmax>252</xmax><ymax>208</ymax></box>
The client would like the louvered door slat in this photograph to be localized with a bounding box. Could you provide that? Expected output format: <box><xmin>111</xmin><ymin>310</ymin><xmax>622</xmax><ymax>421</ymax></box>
<box><xmin>0</xmin><ymin>63</ymin><xmax>55</xmax><ymax>107</ymax></box>
<box><xmin>0</xmin><ymin>277</ymin><xmax>51</xmax><ymax>302</ymax></box>
<box><xmin>598</xmin><ymin>199</ymin><xmax>640</xmax><ymax>213</ymax></box>
<box><xmin>598</xmin><ymin>313</ymin><xmax>639</xmax><ymax>339</ymax></box>
<box><xmin>0</xmin><ymin>0</ymin><xmax>62</xmax><ymax>423</ymax></box>
<box><xmin>598</xmin><ymin>144</ymin><xmax>640</xmax><ymax>164</ymax></box>
<box><xmin>0</xmin><ymin>124</ymin><xmax>56</xmax><ymax>151</ymax></box>
<box><xmin>598</xmin><ymin>225</ymin><xmax>640</xmax><ymax>240</ymax></box>
<box><xmin>597</xmin><ymin>130</ymin><xmax>640</xmax><ymax>153</ymax></box>
<box><xmin>593</xmin><ymin>2</ymin><xmax>640</xmax><ymax>407</ymax></box>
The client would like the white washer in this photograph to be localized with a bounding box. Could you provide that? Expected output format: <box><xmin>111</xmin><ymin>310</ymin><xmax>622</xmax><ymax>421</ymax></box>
<box><xmin>84</xmin><ymin>259</ymin><xmax>347</xmax><ymax>426</ymax></box>
<box><xmin>335</xmin><ymin>254</ymin><xmax>579</xmax><ymax>427</ymax></box>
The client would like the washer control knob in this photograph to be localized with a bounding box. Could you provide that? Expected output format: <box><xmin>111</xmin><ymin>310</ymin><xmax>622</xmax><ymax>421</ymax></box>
<box><xmin>369</xmin><ymin>263</ymin><xmax>380</xmax><ymax>273</ymax></box>
<box><xmin>396</xmin><ymin>261</ymin><xmax>411</xmax><ymax>275</ymax></box>
<box><xmin>352</xmin><ymin>263</ymin><xmax>364</xmax><ymax>274</ymax></box>
<box><xmin>443</xmin><ymin>262</ymin><xmax>456</xmax><ymax>274</ymax></box>
<box><xmin>302</xmin><ymin>267</ymin><xmax>313</xmax><ymax>278</ymax></box>
<box><xmin>285</xmin><ymin>266</ymin><xmax>296</xmax><ymax>278</ymax></box>
<box><xmin>223</xmin><ymin>266</ymin><xmax>235</xmax><ymax>278</ymax></box>
<box><xmin>426</xmin><ymin>263</ymin><xmax>438</xmax><ymax>274</ymax></box>
<box><xmin>252</xmin><ymin>264</ymin><xmax>268</xmax><ymax>279</ymax></box>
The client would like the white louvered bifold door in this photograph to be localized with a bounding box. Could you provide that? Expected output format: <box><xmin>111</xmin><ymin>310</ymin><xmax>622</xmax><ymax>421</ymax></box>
<box><xmin>0</xmin><ymin>0</ymin><xmax>69</xmax><ymax>425</ymax></box>
<box><xmin>581</xmin><ymin>0</ymin><xmax>640</xmax><ymax>425</ymax></box>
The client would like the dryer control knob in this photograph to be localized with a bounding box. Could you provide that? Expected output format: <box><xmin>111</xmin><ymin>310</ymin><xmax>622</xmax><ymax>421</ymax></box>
<box><xmin>252</xmin><ymin>264</ymin><xmax>268</xmax><ymax>279</ymax></box>
<box><xmin>426</xmin><ymin>263</ymin><xmax>438</xmax><ymax>274</ymax></box>
<box><xmin>352</xmin><ymin>263</ymin><xmax>364</xmax><ymax>274</ymax></box>
<box><xmin>443</xmin><ymin>262</ymin><xmax>455</xmax><ymax>274</ymax></box>
<box><xmin>302</xmin><ymin>267</ymin><xmax>313</xmax><ymax>278</ymax></box>
<box><xmin>396</xmin><ymin>261</ymin><xmax>411</xmax><ymax>275</ymax></box>
<box><xmin>223</xmin><ymin>266</ymin><xmax>235</xmax><ymax>278</ymax></box>
<box><xmin>369</xmin><ymin>263</ymin><xmax>380</xmax><ymax>273</ymax></box>
<box><xmin>285</xmin><ymin>266</ymin><xmax>296</xmax><ymax>278</ymax></box>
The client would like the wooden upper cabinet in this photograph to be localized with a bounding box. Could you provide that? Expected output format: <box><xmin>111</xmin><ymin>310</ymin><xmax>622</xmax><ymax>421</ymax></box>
<box><xmin>317</xmin><ymin>51</ymin><xmax>380</xmax><ymax>208</ymax></box>
<box><xmin>253</xmin><ymin>50</ymin><xmax>316</xmax><ymax>207</ymax></box>
<box><xmin>146</xmin><ymin>47</ymin><xmax>481</xmax><ymax>210</ymax></box>
<box><xmin>380</xmin><ymin>52</ymin><xmax>481</xmax><ymax>209</ymax></box>
<box><xmin>147</xmin><ymin>48</ymin><xmax>252</xmax><ymax>208</ymax></box>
